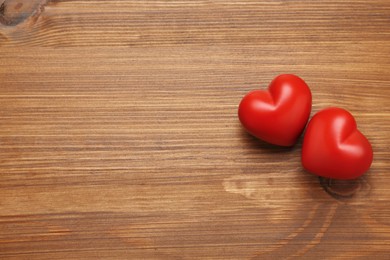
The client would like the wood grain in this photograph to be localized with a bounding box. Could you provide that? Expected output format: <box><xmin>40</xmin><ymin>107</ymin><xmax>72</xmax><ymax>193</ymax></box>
<box><xmin>0</xmin><ymin>0</ymin><xmax>389</xmax><ymax>259</ymax></box>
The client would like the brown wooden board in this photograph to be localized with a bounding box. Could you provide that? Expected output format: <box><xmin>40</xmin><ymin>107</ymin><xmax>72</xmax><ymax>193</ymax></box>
<box><xmin>1</xmin><ymin>1</ymin><xmax>390</xmax><ymax>259</ymax></box>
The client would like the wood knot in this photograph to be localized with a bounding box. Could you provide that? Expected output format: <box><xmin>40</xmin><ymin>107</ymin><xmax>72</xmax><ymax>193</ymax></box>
<box><xmin>14</xmin><ymin>2</ymin><xmax>23</xmax><ymax>10</ymax></box>
<box><xmin>0</xmin><ymin>0</ymin><xmax>48</xmax><ymax>26</ymax></box>
<box><xmin>319</xmin><ymin>177</ymin><xmax>370</xmax><ymax>200</ymax></box>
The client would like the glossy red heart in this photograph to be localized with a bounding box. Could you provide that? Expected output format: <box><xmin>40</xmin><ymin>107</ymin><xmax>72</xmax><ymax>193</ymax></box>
<box><xmin>238</xmin><ymin>74</ymin><xmax>312</xmax><ymax>146</ymax></box>
<box><xmin>302</xmin><ymin>107</ymin><xmax>373</xmax><ymax>180</ymax></box>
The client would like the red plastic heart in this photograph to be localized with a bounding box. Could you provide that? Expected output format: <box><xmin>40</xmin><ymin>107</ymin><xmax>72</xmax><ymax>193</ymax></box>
<box><xmin>238</xmin><ymin>74</ymin><xmax>312</xmax><ymax>146</ymax></box>
<box><xmin>302</xmin><ymin>107</ymin><xmax>373</xmax><ymax>180</ymax></box>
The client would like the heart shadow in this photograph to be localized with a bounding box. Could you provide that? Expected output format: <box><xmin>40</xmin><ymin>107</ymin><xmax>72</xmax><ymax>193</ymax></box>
<box><xmin>239</xmin><ymin>127</ymin><xmax>303</xmax><ymax>154</ymax></box>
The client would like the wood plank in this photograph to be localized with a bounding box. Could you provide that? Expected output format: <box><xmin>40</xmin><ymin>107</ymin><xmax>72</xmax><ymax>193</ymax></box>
<box><xmin>1</xmin><ymin>0</ymin><xmax>389</xmax><ymax>258</ymax></box>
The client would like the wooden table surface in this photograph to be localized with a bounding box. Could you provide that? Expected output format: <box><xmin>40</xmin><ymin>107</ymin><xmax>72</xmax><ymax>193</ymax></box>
<box><xmin>1</xmin><ymin>0</ymin><xmax>390</xmax><ymax>259</ymax></box>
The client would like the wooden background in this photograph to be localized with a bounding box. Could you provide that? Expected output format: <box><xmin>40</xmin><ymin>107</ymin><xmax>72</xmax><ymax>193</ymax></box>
<box><xmin>1</xmin><ymin>0</ymin><xmax>389</xmax><ymax>259</ymax></box>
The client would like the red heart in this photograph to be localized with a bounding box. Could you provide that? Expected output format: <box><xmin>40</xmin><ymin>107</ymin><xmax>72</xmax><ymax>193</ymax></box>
<box><xmin>302</xmin><ymin>107</ymin><xmax>373</xmax><ymax>180</ymax></box>
<box><xmin>238</xmin><ymin>74</ymin><xmax>312</xmax><ymax>146</ymax></box>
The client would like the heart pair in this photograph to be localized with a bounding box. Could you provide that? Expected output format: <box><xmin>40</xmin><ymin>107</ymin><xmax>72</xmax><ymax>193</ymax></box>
<box><xmin>238</xmin><ymin>74</ymin><xmax>373</xmax><ymax>180</ymax></box>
